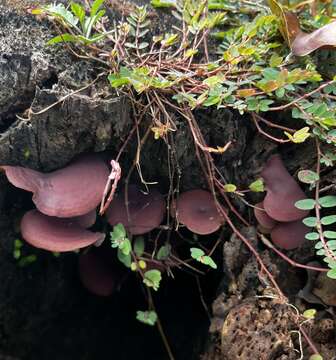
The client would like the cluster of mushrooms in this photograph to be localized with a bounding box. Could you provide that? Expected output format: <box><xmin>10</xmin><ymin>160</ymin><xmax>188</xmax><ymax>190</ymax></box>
<box><xmin>1</xmin><ymin>152</ymin><xmax>309</xmax><ymax>295</ymax></box>
<box><xmin>254</xmin><ymin>154</ymin><xmax>310</xmax><ymax>250</ymax></box>
<box><xmin>1</xmin><ymin>154</ymin><xmax>223</xmax><ymax>296</ymax></box>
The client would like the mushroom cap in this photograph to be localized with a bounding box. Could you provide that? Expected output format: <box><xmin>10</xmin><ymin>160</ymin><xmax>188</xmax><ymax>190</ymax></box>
<box><xmin>78</xmin><ymin>250</ymin><xmax>115</xmax><ymax>297</ymax></box>
<box><xmin>106</xmin><ymin>185</ymin><xmax>165</xmax><ymax>235</ymax></box>
<box><xmin>2</xmin><ymin>154</ymin><xmax>109</xmax><ymax>218</ymax></box>
<box><xmin>174</xmin><ymin>189</ymin><xmax>223</xmax><ymax>235</ymax></box>
<box><xmin>21</xmin><ymin>210</ymin><xmax>105</xmax><ymax>252</ymax></box>
<box><xmin>254</xmin><ymin>202</ymin><xmax>277</xmax><ymax>231</ymax></box>
<box><xmin>261</xmin><ymin>154</ymin><xmax>309</xmax><ymax>222</ymax></box>
<box><xmin>270</xmin><ymin>220</ymin><xmax>309</xmax><ymax>250</ymax></box>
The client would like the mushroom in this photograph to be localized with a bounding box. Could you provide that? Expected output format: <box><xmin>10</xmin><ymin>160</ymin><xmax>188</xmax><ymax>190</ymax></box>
<box><xmin>173</xmin><ymin>189</ymin><xmax>223</xmax><ymax>235</ymax></box>
<box><xmin>78</xmin><ymin>249</ymin><xmax>115</xmax><ymax>297</ymax></box>
<box><xmin>1</xmin><ymin>154</ymin><xmax>109</xmax><ymax>218</ymax></box>
<box><xmin>106</xmin><ymin>185</ymin><xmax>165</xmax><ymax>235</ymax></box>
<box><xmin>21</xmin><ymin>210</ymin><xmax>105</xmax><ymax>252</ymax></box>
<box><xmin>254</xmin><ymin>202</ymin><xmax>277</xmax><ymax>232</ymax></box>
<box><xmin>261</xmin><ymin>154</ymin><xmax>309</xmax><ymax>222</ymax></box>
<box><xmin>270</xmin><ymin>220</ymin><xmax>309</xmax><ymax>250</ymax></box>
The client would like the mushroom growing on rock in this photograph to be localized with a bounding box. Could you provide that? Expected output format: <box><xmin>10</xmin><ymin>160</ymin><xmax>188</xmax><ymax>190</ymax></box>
<box><xmin>173</xmin><ymin>189</ymin><xmax>224</xmax><ymax>235</ymax></box>
<box><xmin>270</xmin><ymin>220</ymin><xmax>309</xmax><ymax>250</ymax></box>
<box><xmin>261</xmin><ymin>154</ymin><xmax>309</xmax><ymax>222</ymax></box>
<box><xmin>21</xmin><ymin>210</ymin><xmax>105</xmax><ymax>252</ymax></box>
<box><xmin>254</xmin><ymin>202</ymin><xmax>277</xmax><ymax>232</ymax></box>
<box><xmin>106</xmin><ymin>185</ymin><xmax>165</xmax><ymax>235</ymax></box>
<box><xmin>1</xmin><ymin>154</ymin><xmax>109</xmax><ymax>218</ymax></box>
<box><xmin>78</xmin><ymin>249</ymin><xmax>115</xmax><ymax>297</ymax></box>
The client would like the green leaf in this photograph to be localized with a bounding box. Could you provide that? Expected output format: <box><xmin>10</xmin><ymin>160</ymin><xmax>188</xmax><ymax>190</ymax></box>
<box><xmin>117</xmin><ymin>249</ymin><xmax>132</xmax><ymax>268</ymax></box>
<box><xmin>305</xmin><ymin>232</ymin><xmax>320</xmax><ymax>241</ymax></box>
<box><xmin>297</xmin><ymin>170</ymin><xmax>319</xmax><ymax>185</ymax></box>
<box><xmin>90</xmin><ymin>0</ymin><xmax>105</xmax><ymax>17</ymax></box>
<box><xmin>303</xmin><ymin>309</ymin><xmax>316</xmax><ymax>319</ymax></box>
<box><xmin>143</xmin><ymin>270</ymin><xmax>162</xmax><ymax>291</ymax></box>
<box><xmin>47</xmin><ymin>34</ymin><xmax>79</xmax><ymax>45</ymax></box>
<box><xmin>223</xmin><ymin>184</ymin><xmax>237</xmax><ymax>192</ymax></box>
<box><xmin>321</xmin><ymin>215</ymin><xmax>336</xmax><ymax>225</ymax></box>
<box><xmin>136</xmin><ymin>310</ymin><xmax>158</xmax><ymax>326</ymax></box>
<box><xmin>70</xmin><ymin>2</ymin><xmax>85</xmax><ymax>26</ymax></box>
<box><xmin>151</xmin><ymin>0</ymin><xmax>176</xmax><ymax>8</ymax></box>
<box><xmin>327</xmin><ymin>268</ymin><xmax>336</xmax><ymax>279</ymax></box>
<box><xmin>111</xmin><ymin>223</ymin><xmax>127</xmax><ymax>241</ymax></box>
<box><xmin>323</xmin><ymin>231</ymin><xmax>336</xmax><ymax>239</ymax></box>
<box><xmin>134</xmin><ymin>237</ymin><xmax>145</xmax><ymax>257</ymax></box>
<box><xmin>309</xmin><ymin>354</ymin><xmax>323</xmax><ymax>360</ymax></box>
<box><xmin>302</xmin><ymin>217</ymin><xmax>317</xmax><ymax>227</ymax></box>
<box><xmin>319</xmin><ymin>196</ymin><xmax>336</xmax><ymax>208</ymax></box>
<box><xmin>295</xmin><ymin>199</ymin><xmax>316</xmax><ymax>210</ymax></box>
<box><xmin>120</xmin><ymin>238</ymin><xmax>132</xmax><ymax>255</ymax></box>
<box><xmin>249</xmin><ymin>179</ymin><xmax>264</xmax><ymax>192</ymax></box>
<box><xmin>202</xmin><ymin>256</ymin><xmax>217</xmax><ymax>269</ymax></box>
<box><xmin>285</xmin><ymin>127</ymin><xmax>310</xmax><ymax>143</ymax></box>
<box><xmin>190</xmin><ymin>248</ymin><xmax>205</xmax><ymax>259</ymax></box>
<box><xmin>45</xmin><ymin>3</ymin><xmax>79</xmax><ymax>27</ymax></box>
<box><xmin>156</xmin><ymin>244</ymin><xmax>171</xmax><ymax>260</ymax></box>
<box><xmin>18</xmin><ymin>255</ymin><xmax>37</xmax><ymax>267</ymax></box>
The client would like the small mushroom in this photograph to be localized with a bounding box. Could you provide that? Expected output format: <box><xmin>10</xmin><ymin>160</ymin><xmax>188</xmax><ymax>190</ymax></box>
<box><xmin>254</xmin><ymin>202</ymin><xmax>277</xmax><ymax>231</ymax></box>
<box><xmin>174</xmin><ymin>189</ymin><xmax>223</xmax><ymax>235</ymax></box>
<box><xmin>21</xmin><ymin>210</ymin><xmax>105</xmax><ymax>252</ymax></box>
<box><xmin>261</xmin><ymin>154</ymin><xmax>309</xmax><ymax>222</ymax></box>
<box><xmin>78</xmin><ymin>249</ymin><xmax>115</xmax><ymax>297</ymax></box>
<box><xmin>270</xmin><ymin>220</ymin><xmax>309</xmax><ymax>250</ymax></box>
<box><xmin>1</xmin><ymin>154</ymin><xmax>109</xmax><ymax>218</ymax></box>
<box><xmin>106</xmin><ymin>185</ymin><xmax>165</xmax><ymax>235</ymax></box>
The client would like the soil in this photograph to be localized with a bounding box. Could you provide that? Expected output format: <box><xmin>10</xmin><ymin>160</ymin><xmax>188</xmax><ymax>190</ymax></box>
<box><xmin>0</xmin><ymin>1</ymin><xmax>335</xmax><ymax>360</ymax></box>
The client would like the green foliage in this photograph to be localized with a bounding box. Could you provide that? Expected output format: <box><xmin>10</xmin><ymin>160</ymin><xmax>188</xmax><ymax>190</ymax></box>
<box><xmin>296</xmin><ymin>196</ymin><xmax>336</xmax><ymax>279</ymax></box>
<box><xmin>136</xmin><ymin>310</ymin><xmax>158</xmax><ymax>326</ymax></box>
<box><xmin>249</xmin><ymin>179</ymin><xmax>264</xmax><ymax>192</ymax></box>
<box><xmin>190</xmin><ymin>248</ymin><xmax>217</xmax><ymax>269</ymax></box>
<box><xmin>156</xmin><ymin>244</ymin><xmax>171</xmax><ymax>260</ymax></box>
<box><xmin>13</xmin><ymin>239</ymin><xmax>37</xmax><ymax>267</ymax></box>
<box><xmin>143</xmin><ymin>270</ymin><xmax>162</xmax><ymax>291</ymax></box>
<box><xmin>309</xmin><ymin>355</ymin><xmax>323</xmax><ymax>360</ymax></box>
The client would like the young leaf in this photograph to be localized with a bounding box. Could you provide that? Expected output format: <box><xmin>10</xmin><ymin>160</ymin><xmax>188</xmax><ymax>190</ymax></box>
<box><xmin>309</xmin><ymin>354</ymin><xmax>323</xmax><ymax>360</ymax></box>
<box><xmin>295</xmin><ymin>199</ymin><xmax>316</xmax><ymax>210</ymax></box>
<box><xmin>190</xmin><ymin>248</ymin><xmax>205</xmax><ymax>259</ymax></box>
<box><xmin>223</xmin><ymin>184</ymin><xmax>237</xmax><ymax>193</ymax></box>
<box><xmin>285</xmin><ymin>127</ymin><xmax>310</xmax><ymax>143</ymax></box>
<box><xmin>202</xmin><ymin>256</ymin><xmax>217</xmax><ymax>269</ymax></box>
<box><xmin>111</xmin><ymin>223</ymin><xmax>127</xmax><ymax>241</ymax></box>
<box><xmin>151</xmin><ymin>0</ymin><xmax>176</xmax><ymax>8</ymax></box>
<box><xmin>136</xmin><ymin>310</ymin><xmax>158</xmax><ymax>326</ymax></box>
<box><xmin>303</xmin><ymin>309</ymin><xmax>316</xmax><ymax>319</ymax></box>
<box><xmin>143</xmin><ymin>270</ymin><xmax>162</xmax><ymax>291</ymax></box>
<box><xmin>249</xmin><ymin>179</ymin><xmax>264</xmax><ymax>192</ymax></box>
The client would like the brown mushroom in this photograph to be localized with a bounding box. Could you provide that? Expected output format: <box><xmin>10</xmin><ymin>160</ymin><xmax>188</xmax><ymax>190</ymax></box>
<box><xmin>78</xmin><ymin>249</ymin><xmax>115</xmax><ymax>297</ymax></box>
<box><xmin>1</xmin><ymin>154</ymin><xmax>109</xmax><ymax>218</ymax></box>
<box><xmin>21</xmin><ymin>210</ymin><xmax>105</xmax><ymax>252</ymax></box>
<box><xmin>254</xmin><ymin>202</ymin><xmax>277</xmax><ymax>232</ymax></box>
<box><xmin>261</xmin><ymin>154</ymin><xmax>309</xmax><ymax>222</ymax></box>
<box><xmin>270</xmin><ymin>220</ymin><xmax>309</xmax><ymax>250</ymax></box>
<box><xmin>174</xmin><ymin>189</ymin><xmax>223</xmax><ymax>235</ymax></box>
<box><xmin>106</xmin><ymin>185</ymin><xmax>165</xmax><ymax>235</ymax></box>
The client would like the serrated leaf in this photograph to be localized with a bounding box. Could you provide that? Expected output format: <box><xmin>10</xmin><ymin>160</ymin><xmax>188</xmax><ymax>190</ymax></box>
<box><xmin>249</xmin><ymin>179</ymin><xmax>264</xmax><ymax>192</ymax></box>
<box><xmin>321</xmin><ymin>215</ymin><xmax>336</xmax><ymax>225</ymax></box>
<box><xmin>305</xmin><ymin>232</ymin><xmax>320</xmax><ymax>241</ymax></box>
<box><xmin>136</xmin><ymin>310</ymin><xmax>157</xmax><ymax>326</ymax></box>
<box><xmin>295</xmin><ymin>199</ymin><xmax>316</xmax><ymax>210</ymax></box>
<box><xmin>302</xmin><ymin>217</ymin><xmax>317</xmax><ymax>227</ymax></box>
<box><xmin>143</xmin><ymin>270</ymin><xmax>162</xmax><ymax>291</ymax></box>
<box><xmin>298</xmin><ymin>170</ymin><xmax>319</xmax><ymax>185</ymax></box>
<box><xmin>134</xmin><ymin>237</ymin><xmax>145</xmax><ymax>257</ymax></box>
<box><xmin>319</xmin><ymin>196</ymin><xmax>336</xmax><ymax>208</ymax></box>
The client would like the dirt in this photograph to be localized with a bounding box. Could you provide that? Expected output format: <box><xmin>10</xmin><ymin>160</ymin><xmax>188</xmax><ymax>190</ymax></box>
<box><xmin>0</xmin><ymin>1</ymin><xmax>335</xmax><ymax>360</ymax></box>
